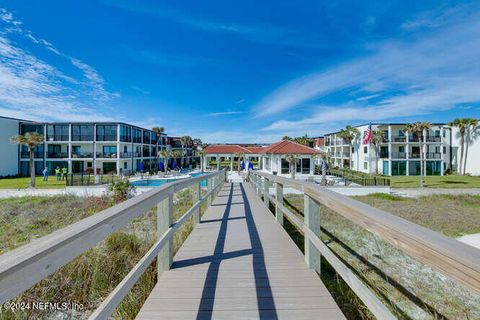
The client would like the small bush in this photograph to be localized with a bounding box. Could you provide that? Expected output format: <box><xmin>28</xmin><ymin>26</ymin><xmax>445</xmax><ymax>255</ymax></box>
<box><xmin>109</xmin><ymin>180</ymin><xmax>135</xmax><ymax>201</ymax></box>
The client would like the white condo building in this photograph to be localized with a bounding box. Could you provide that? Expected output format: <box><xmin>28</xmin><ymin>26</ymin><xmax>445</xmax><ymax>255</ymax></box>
<box><xmin>0</xmin><ymin>116</ymin><xmax>196</xmax><ymax>177</ymax></box>
<box><xmin>324</xmin><ymin>123</ymin><xmax>480</xmax><ymax>176</ymax></box>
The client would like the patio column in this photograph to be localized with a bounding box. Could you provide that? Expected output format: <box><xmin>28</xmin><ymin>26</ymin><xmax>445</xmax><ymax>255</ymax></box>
<box><xmin>216</xmin><ymin>154</ymin><xmax>220</xmax><ymax>170</ymax></box>
<box><xmin>230</xmin><ymin>156</ymin><xmax>233</xmax><ymax>172</ymax></box>
<box><xmin>310</xmin><ymin>156</ymin><xmax>314</xmax><ymax>175</ymax></box>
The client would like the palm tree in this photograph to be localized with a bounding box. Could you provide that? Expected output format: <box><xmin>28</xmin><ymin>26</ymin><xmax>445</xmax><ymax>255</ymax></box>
<box><xmin>449</xmin><ymin>118</ymin><xmax>479</xmax><ymax>175</ymax></box>
<box><xmin>282</xmin><ymin>136</ymin><xmax>292</xmax><ymax>141</ymax></box>
<box><xmin>338</xmin><ymin>125</ymin><xmax>359</xmax><ymax>169</ymax></box>
<box><xmin>180</xmin><ymin>136</ymin><xmax>193</xmax><ymax>167</ymax></box>
<box><xmin>152</xmin><ymin>126</ymin><xmax>164</xmax><ymax>135</ymax></box>
<box><xmin>285</xmin><ymin>154</ymin><xmax>300</xmax><ymax>179</ymax></box>
<box><xmin>233</xmin><ymin>152</ymin><xmax>244</xmax><ymax>173</ymax></box>
<box><xmin>403</xmin><ymin>122</ymin><xmax>431</xmax><ymax>187</ymax></box>
<box><xmin>319</xmin><ymin>153</ymin><xmax>328</xmax><ymax>185</ymax></box>
<box><xmin>11</xmin><ymin>132</ymin><xmax>44</xmax><ymax>188</ymax></box>
<box><xmin>294</xmin><ymin>134</ymin><xmax>313</xmax><ymax>146</ymax></box>
<box><xmin>463</xmin><ymin>118</ymin><xmax>479</xmax><ymax>175</ymax></box>
<box><xmin>197</xmin><ymin>149</ymin><xmax>206</xmax><ymax>172</ymax></box>
<box><xmin>370</xmin><ymin>130</ymin><xmax>386</xmax><ymax>174</ymax></box>
<box><xmin>158</xmin><ymin>150</ymin><xmax>171</xmax><ymax>173</ymax></box>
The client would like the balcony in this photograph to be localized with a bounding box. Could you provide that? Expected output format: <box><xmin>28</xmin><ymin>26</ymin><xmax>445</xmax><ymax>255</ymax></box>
<box><xmin>410</xmin><ymin>153</ymin><xmax>420</xmax><ymax>159</ymax></box>
<box><xmin>426</xmin><ymin>136</ymin><xmax>441</xmax><ymax>143</ymax></box>
<box><xmin>391</xmin><ymin>135</ymin><xmax>407</xmax><ymax>142</ymax></box>
<box><xmin>335</xmin><ymin>152</ymin><xmax>349</xmax><ymax>158</ymax></box>
<box><xmin>390</xmin><ymin>152</ymin><xmax>407</xmax><ymax>159</ymax></box>
<box><xmin>47</xmin><ymin>152</ymin><xmax>68</xmax><ymax>159</ymax></box>
<box><xmin>47</xmin><ymin>135</ymin><xmax>69</xmax><ymax>142</ymax></box>
<box><xmin>21</xmin><ymin>151</ymin><xmax>44</xmax><ymax>158</ymax></box>
<box><xmin>96</xmin><ymin>152</ymin><xmax>117</xmax><ymax>159</ymax></box>
<box><xmin>71</xmin><ymin>135</ymin><xmax>94</xmax><ymax>142</ymax></box>
<box><xmin>71</xmin><ymin>151</ymin><xmax>94</xmax><ymax>158</ymax></box>
<box><xmin>426</xmin><ymin>152</ymin><xmax>442</xmax><ymax>159</ymax></box>
<box><xmin>120</xmin><ymin>152</ymin><xmax>141</xmax><ymax>158</ymax></box>
<box><xmin>96</xmin><ymin>135</ymin><xmax>117</xmax><ymax>142</ymax></box>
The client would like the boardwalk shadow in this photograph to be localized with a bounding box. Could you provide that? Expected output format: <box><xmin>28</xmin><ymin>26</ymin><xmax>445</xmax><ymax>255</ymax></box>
<box><xmin>195</xmin><ymin>182</ymin><xmax>278</xmax><ymax>320</ymax></box>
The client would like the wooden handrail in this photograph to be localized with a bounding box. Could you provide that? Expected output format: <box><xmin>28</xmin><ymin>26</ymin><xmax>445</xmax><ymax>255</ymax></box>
<box><xmin>254</xmin><ymin>171</ymin><xmax>480</xmax><ymax>295</ymax></box>
<box><xmin>0</xmin><ymin>171</ymin><xmax>225</xmax><ymax>306</ymax></box>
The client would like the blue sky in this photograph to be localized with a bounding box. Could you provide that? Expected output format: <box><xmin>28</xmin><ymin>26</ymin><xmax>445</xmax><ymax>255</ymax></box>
<box><xmin>0</xmin><ymin>1</ymin><xmax>479</xmax><ymax>142</ymax></box>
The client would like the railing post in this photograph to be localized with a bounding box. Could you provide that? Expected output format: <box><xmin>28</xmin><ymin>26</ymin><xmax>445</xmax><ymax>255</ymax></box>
<box><xmin>207</xmin><ymin>176</ymin><xmax>213</xmax><ymax>207</ymax></box>
<box><xmin>157</xmin><ymin>189</ymin><xmax>173</xmax><ymax>273</ymax></box>
<box><xmin>304</xmin><ymin>193</ymin><xmax>321</xmax><ymax>274</ymax></box>
<box><xmin>193</xmin><ymin>181</ymin><xmax>201</xmax><ymax>225</ymax></box>
<box><xmin>275</xmin><ymin>181</ymin><xmax>284</xmax><ymax>226</ymax></box>
<box><xmin>263</xmin><ymin>177</ymin><xmax>269</xmax><ymax>206</ymax></box>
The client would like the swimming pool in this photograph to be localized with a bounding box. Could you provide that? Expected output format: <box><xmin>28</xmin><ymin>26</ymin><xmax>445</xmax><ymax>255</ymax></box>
<box><xmin>131</xmin><ymin>172</ymin><xmax>208</xmax><ymax>187</ymax></box>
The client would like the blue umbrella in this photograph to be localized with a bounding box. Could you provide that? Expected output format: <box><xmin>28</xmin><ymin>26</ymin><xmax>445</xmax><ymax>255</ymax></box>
<box><xmin>248</xmin><ymin>162</ymin><xmax>254</xmax><ymax>170</ymax></box>
<box><xmin>158</xmin><ymin>161</ymin><xmax>164</xmax><ymax>171</ymax></box>
<box><xmin>139</xmin><ymin>162</ymin><xmax>144</xmax><ymax>172</ymax></box>
<box><xmin>241</xmin><ymin>161</ymin><xmax>245</xmax><ymax>170</ymax></box>
<box><xmin>172</xmin><ymin>159</ymin><xmax>178</xmax><ymax>169</ymax></box>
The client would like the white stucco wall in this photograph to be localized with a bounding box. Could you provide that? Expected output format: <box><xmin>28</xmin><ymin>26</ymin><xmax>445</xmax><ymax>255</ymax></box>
<box><xmin>0</xmin><ymin>117</ymin><xmax>20</xmax><ymax>176</ymax></box>
<box><xmin>452</xmin><ymin>126</ymin><xmax>480</xmax><ymax>175</ymax></box>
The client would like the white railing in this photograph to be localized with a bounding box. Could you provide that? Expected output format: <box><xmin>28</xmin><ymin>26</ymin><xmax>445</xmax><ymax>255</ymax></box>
<box><xmin>249</xmin><ymin>171</ymin><xmax>480</xmax><ymax>319</ymax></box>
<box><xmin>0</xmin><ymin>170</ymin><xmax>226</xmax><ymax>319</ymax></box>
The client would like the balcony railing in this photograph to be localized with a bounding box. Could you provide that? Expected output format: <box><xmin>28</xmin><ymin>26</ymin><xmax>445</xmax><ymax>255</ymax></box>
<box><xmin>410</xmin><ymin>153</ymin><xmax>421</xmax><ymax>159</ymax></box>
<box><xmin>71</xmin><ymin>135</ymin><xmax>94</xmax><ymax>142</ymax></box>
<box><xmin>96</xmin><ymin>135</ymin><xmax>117</xmax><ymax>142</ymax></box>
<box><xmin>20</xmin><ymin>151</ymin><xmax>44</xmax><ymax>158</ymax></box>
<box><xmin>71</xmin><ymin>152</ymin><xmax>94</xmax><ymax>158</ymax></box>
<box><xmin>47</xmin><ymin>152</ymin><xmax>68</xmax><ymax>159</ymax></box>
<box><xmin>120</xmin><ymin>152</ymin><xmax>142</xmax><ymax>158</ymax></box>
<box><xmin>46</xmin><ymin>135</ymin><xmax>69</xmax><ymax>142</ymax></box>
<box><xmin>391</xmin><ymin>152</ymin><xmax>407</xmax><ymax>159</ymax></box>
<box><xmin>391</xmin><ymin>135</ymin><xmax>407</xmax><ymax>142</ymax></box>
<box><xmin>96</xmin><ymin>152</ymin><xmax>117</xmax><ymax>159</ymax></box>
<box><xmin>426</xmin><ymin>136</ymin><xmax>442</xmax><ymax>143</ymax></box>
<box><xmin>426</xmin><ymin>152</ymin><xmax>442</xmax><ymax>159</ymax></box>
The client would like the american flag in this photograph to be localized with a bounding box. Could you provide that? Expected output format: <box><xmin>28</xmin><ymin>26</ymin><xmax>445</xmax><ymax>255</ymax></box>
<box><xmin>363</xmin><ymin>123</ymin><xmax>372</xmax><ymax>145</ymax></box>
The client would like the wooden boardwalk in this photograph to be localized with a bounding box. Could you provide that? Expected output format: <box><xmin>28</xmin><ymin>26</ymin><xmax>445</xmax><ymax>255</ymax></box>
<box><xmin>136</xmin><ymin>182</ymin><xmax>345</xmax><ymax>320</ymax></box>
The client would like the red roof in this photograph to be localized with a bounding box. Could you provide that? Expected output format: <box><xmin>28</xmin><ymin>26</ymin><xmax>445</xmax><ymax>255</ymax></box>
<box><xmin>260</xmin><ymin>140</ymin><xmax>320</xmax><ymax>155</ymax></box>
<box><xmin>204</xmin><ymin>145</ymin><xmax>253</xmax><ymax>154</ymax></box>
<box><xmin>245</xmin><ymin>146</ymin><xmax>266</xmax><ymax>154</ymax></box>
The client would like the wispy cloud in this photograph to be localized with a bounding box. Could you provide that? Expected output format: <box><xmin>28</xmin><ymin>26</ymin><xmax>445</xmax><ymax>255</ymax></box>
<box><xmin>206</xmin><ymin>111</ymin><xmax>245</xmax><ymax>117</ymax></box>
<box><xmin>0</xmin><ymin>8</ymin><xmax>118</xmax><ymax>121</ymax></box>
<box><xmin>257</xmin><ymin>4</ymin><xmax>480</xmax><ymax>131</ymax></box>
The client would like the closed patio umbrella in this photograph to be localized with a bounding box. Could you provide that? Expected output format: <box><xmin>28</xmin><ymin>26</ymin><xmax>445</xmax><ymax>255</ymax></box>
<box><xmin>158</xmin><ymin>161</ymin><xmax>164</xmax><ymax>171</ymax></box>
<box><xmin>172</xmin><ymin>159</ymin><xmax>178</xmax><ymax>169</ymax></box>
<box><xmin>241</xmin><ymin>161</ymin><xmax>245</xmax><ymax>170</ymax></box>
<box><xmin>248</xmin><ymin>162</ymin><xmax>254</xmax><ymax>170</ymax></box>
<box><xmin>139</xmin><ymin>162</ymin><xmax>144</xmax><ymax>172</ymax></box>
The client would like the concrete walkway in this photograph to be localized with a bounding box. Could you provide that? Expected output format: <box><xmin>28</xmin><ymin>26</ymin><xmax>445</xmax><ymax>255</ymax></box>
<box><xmin>458</xmin><ymin>234</ymin><xmax>480</xmax><ymax>250</ymax></box>
<box><xmin>391</xmin><ymin>188</ymin><xmax>480</xmax><ymax>198</ymax></box>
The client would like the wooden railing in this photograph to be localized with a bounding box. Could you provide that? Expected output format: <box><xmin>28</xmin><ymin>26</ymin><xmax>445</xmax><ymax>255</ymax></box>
<box><xmin>0</xmin><ymin>170</ymin><xmax>226</xmax><ymax>319</ymax></box>
<box><xmin>250</xmin><ymin>171</ymin><xmax>480</xmax><ymax>319</ymax></box>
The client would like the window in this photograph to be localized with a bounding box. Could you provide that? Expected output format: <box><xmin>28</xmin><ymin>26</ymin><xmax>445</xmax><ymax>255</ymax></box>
<box><xmin>364</xmin><ymin>146</ymin><xmax>368</xmax><ymax>154</ymax></box>
<box><xmin>399</xmin><ymin>146</ymin><xmax>405</xmax><ymax>153</ymax></box>
<box><xmin>96</xmin><ymin>125</ymin><xmax>117</xmax><ymax>141</ymax></box>
<box><xmin>20</xmin><ymin>124</ymin><xmax>44</xmax><ymax>135</ymax></box>
<box><xmin>435</xmin><ymin>130</ymin><xmax>441</xmax><ymax>137</ymax></box>
<box><xmin>120</xmin><ymin>125</ymin><xmax>132</xmax><ymax>142</ymax></box>
<box><xmin>124</xmin><ymin>162</ymin><xmax>127</xmax><ymax>169</ymax></box>
<box><xmin>364</xmin><ymin>162</ymin><xmax>368</xmax><ymax>170</ymax></box>
<box><xmin>398</xmin><ymin>130</ymin><xmax>405</xmax><ymax>136</ymax></box>
<box><xmin>71</xmin><ymin>125</ymin><xmax>94</xmax><ymax>141</ymax></box>
<box><xmin>442</xmin><ymin>130</ymin><xmax>446</xmax><ymax>138</ymax></box>
<box><xmin>47</xmin><ymin>125</ymin><xmax>69</xmax><ymax>141</ymax></box>
<box><xmin>380</xmin><ymin>146</ymin><xmax>388</xmax><ymax>158</ymax></box>
<box><xmin>124</xmin><ymin>146</ymin><xmax>128</xmax><ymax>153</ymax></box>
<box><xmin>143</xmin><ymin>131</ymin><xmax>151</xmax><ymax>144</ymax></box>
<box><xmin>443</xmin><ymin>146</ymin><xmax>446</xmax><ymax>154</ymax></box>
<box><xmin>281</xmin><ymin>159</ymin><xmax>289</xmax><ymax>174</ymax></box>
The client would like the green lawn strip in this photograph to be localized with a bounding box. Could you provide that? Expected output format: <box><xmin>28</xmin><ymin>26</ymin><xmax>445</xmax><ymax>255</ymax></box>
<box><xmin>0</xmin><ymin>176</ymin><xmax>66</xmax><ymax>189</ymax></box>
<box><xmin>390</xmin><ymin>175</ymin><xmax>480</xmax><ymax>188</ymax></box>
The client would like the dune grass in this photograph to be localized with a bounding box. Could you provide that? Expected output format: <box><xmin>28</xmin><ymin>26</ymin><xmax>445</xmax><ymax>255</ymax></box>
<box><xmin>0</xmin><ymin>185</ymin><xmax>213</xmax><ymax>319</ymax></box>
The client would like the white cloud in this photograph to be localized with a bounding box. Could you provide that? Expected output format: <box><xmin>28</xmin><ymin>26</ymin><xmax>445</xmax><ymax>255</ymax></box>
<box><xmin>206</xmin><ymin>111</ymin><xmax>245</xmax><ymax>117</ymax></box>
<box><xmin>256</xmin><ymin>6</ymin><xmax>480</xmax><ymax>131</ymax></box>
<box><xmin>0</xmin><ymin>8</ymin><xmax>118</xmax><ymax>121</ymax></box>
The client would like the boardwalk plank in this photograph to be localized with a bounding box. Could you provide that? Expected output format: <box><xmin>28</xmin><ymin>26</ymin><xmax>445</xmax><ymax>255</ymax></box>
<box><xmin>135</xmin><ymin>182</ymin><xmax>345</xmax><ymax>320</ymax></box>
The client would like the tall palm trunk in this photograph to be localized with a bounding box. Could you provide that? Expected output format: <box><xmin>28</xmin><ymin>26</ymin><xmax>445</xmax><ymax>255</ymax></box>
<box><xmin>375</xmin><ymin>148</ymin><xmax>379</xmax><ymax>174</ymax></box>
<box><xmin>29</xmin><ymin>147</ymin><xmax>35</xmax><ymax>188</ymax></box>
<box><xmin>419</xmin><ymin>138</ymin><xmax>424</xmax><ymax>187</ymax></box>
<box><xmin>459</xmin><ymin>133</ymin><xmax>465</xmax><ymax>175</ymax></box>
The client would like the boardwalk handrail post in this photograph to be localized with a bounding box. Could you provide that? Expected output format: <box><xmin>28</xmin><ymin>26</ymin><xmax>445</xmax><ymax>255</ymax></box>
<box><xmin>207</xmin><ymin>176</ymin><xmax>213</xmax><ymax>206</ymax></box>
<box><xmin>304</xmin><ymin>193</ymin><xmax>321</xmax><ymax>274</ymax></box>
<box><xmin>157</xmin><ymin>189</ymin><xmax>174</xmax><ymax>273</ymax></box>
<box><xmin>275</xmin><ymin>181</ymin><xmax>284</xmax><ymax>226</ymax></box>
<box><xmin>263</xmin><ymin>176</ymin><xmax>269</xmax><ymax>206</ymax></box>
<box><xmin>193</xmin><ymin>181</ymin><xmax>201</xmax><ymax>225</ymax></box>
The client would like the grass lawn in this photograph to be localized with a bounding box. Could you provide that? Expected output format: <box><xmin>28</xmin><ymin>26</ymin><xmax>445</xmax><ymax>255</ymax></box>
<box><xmin>0</xmin><ymin>176</ymin><xmax>66</xmax><ymax>189</ymax></box>
<box><xmin>390</xmin><ymin>175</ymin><xmax>480</xmax><ymax>188</ymax></box>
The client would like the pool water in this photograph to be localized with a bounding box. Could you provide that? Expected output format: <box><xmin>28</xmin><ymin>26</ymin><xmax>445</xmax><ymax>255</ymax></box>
<box><xmin>131</xmin><ymin>172</ymin><xmax>208</xmax><ymax>187</ymax></box>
